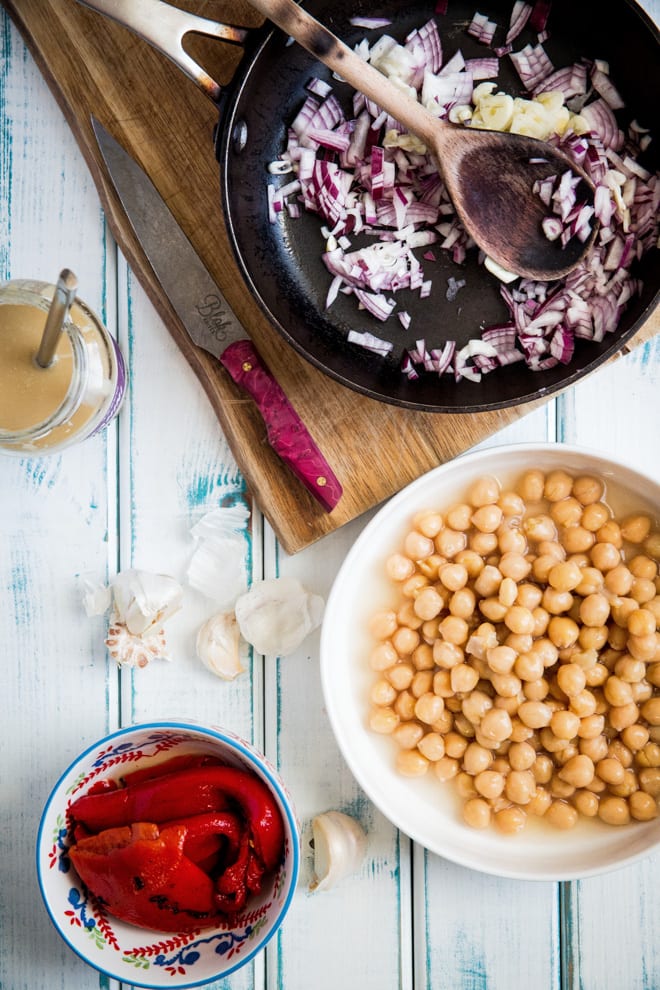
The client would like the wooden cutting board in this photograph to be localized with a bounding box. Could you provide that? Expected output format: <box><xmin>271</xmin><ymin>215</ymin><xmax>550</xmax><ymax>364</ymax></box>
<box><xmin>7</xmin><ymin>0</ymin><xmax>658</xmax><ymax>553</ymax></box>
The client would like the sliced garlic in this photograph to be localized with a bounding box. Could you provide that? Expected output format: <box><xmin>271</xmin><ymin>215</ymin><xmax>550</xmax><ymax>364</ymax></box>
<box><xmin>196</xmin><ymin>611</ymin><xmax>244</xmax><ymax>680</ymax></box>
<box><xmin>105</xmin><ymin>621</ymin><xmax>171</xmax><ymax>669</ymax></box>
<box><xmin>234</xmin><ymin>577</ymin><xmax>324</xmax><ymax>656</ymax></box>
<box><xmin>309</xmin><ymin>811</ymin><xmax>368</xmax><ymax>892</ymax></box>
<box><xmin>187</xmin><ymin>506</ymin><xmax>250</xmax><ymax>609</ymax></box>
<box><xmin>111</xmin><ymin>569</ymin><xmax>183</xmax><ymax>637</ymax></box>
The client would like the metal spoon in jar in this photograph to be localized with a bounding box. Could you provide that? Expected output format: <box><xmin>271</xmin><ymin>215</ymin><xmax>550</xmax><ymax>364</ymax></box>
<box><xmin>35</xmin><ymin>269</ymin><xmax>79</xmax><ymax>368</ymax></box>
<box><xmin>248</xmin><ymin>0</ymin><xmax>597</xmax><ymax>281</ymax></box>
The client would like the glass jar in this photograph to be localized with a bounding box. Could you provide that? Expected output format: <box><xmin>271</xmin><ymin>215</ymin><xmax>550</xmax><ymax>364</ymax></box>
<box><xmin>0</xmin><ymin>278</ymin><xmax>127</xmax><ymax>454</ymax></box>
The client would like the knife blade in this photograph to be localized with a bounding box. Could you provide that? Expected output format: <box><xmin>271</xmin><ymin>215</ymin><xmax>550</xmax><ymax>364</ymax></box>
<box><xmin>90</xmin><ymin>116</ymin><xmax>342</xmax><ymax>512</ymax></box>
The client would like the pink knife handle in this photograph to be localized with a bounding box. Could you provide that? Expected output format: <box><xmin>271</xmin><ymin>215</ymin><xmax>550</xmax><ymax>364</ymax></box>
<box><xmin>220</xmin><ymin>340</ymin><xmax>343</xmax><ymax>512</ymax></box>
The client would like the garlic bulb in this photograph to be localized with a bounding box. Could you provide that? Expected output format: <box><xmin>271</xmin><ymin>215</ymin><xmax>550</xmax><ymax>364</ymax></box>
<box><xmin>196</xmin><ymin>611</ymin><xmax>244</xmax><ymax>680</ymax></box>
<box><xmin>111</xmin><ymin>569</ymin><xmax>183</xmax><ymax>636</ymax></box>
<box><xmin>105</xmin><ymin>621</ymin><xmax>171</xmax><ymax>669</ymax></box>
<box><xmin>309</xmin><ymin>811</ymin><xmax>368</xmax><ymax>892</ymax></box>
<box><xmin>234</xmin><ymin>577</ymin><xmax>324</xmax><ymax>656</ymax></box>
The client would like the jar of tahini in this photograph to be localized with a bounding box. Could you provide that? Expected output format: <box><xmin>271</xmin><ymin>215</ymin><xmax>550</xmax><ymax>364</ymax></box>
<box><xmin>0</xmin><ymin>278</ymin><xmax>126</xmax><ymax>453</ymax></box>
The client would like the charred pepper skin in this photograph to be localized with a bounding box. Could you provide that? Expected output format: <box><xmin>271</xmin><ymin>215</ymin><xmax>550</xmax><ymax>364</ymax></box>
<box><xmin>69</xmin><ymin>765</ymin><xmax>285</xmax><ymax>871</ymax></box>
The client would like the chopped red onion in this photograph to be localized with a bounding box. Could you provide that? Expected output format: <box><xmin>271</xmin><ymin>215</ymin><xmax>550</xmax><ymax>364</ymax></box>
<box><xmin>347</xmin><ymin>330</ymin><xmax>394</xmax><ymax>355</ymax></box>
<box><xmin>505</xmin><ymin>2</ymin><xmax>532</xmax><ymax>45</ymax></box>
<box><xmin>467</xmin><ymin>12</ymin><xmax>498</xmax><ymax>45</ymax></box>
<box><xmin>349</xmin><ymin>17</ymin><xmax>393</xmax><ymax>29</ymax></box>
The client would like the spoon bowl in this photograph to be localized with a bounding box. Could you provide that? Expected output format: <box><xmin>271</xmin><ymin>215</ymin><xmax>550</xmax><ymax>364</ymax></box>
<box><xmin>247</xmin><ymin>0</ymin><xmax>596</xmax><ymax>280</ymax></box>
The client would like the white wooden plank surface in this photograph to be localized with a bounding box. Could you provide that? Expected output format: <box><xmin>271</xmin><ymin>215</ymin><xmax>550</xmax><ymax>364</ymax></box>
<box><xmin>1</xmin><ymin>4</ymin><xmax>659</xmax><ymax>989</ymax></box>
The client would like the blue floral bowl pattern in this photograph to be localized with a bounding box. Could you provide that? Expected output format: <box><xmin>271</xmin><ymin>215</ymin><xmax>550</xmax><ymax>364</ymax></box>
<box><xmin>37</xmin><ymin>721</ymin><xmax>300</xmax><ymax>988</ymax></box>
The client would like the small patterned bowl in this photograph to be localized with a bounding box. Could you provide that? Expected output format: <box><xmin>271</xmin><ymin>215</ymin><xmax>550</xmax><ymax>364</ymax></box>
<box><xmin>36</xmin><ymin>720</ymin><xmax>300</xmax><ymax>988</ymax></box>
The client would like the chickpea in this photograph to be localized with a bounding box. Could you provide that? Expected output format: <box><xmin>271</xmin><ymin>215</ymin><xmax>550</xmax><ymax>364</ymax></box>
<box><xmin>435</xmin><ymin>527</ymin><xmax>468</xmax><ymax>559</ymax></box>
<box><xmin>499</xmin><ymin>490</ymin><xmax>525</xmax><ymax>517</ymax></box>
<box><xmin>581</xmin><ymin>499</ymin><xmax>611</xmax><ymax>532</ymax></box>
<box><xmin>439</xmin><ymin>615</ymin><xmax>469</xmax><ymax>646</ymax></box>
<box><xmin>573</xmin><ymin>789</ymin><xmax>599</xmax><ymax>817</ymax></box>
<box><xmin>470</xmin><ymin>531</ymin><xmax>499</xmax><ymax>555</ymax></box>
<box><xmin>548</xmin><ymin>617</ymin><xmax>580</xmax><ymax>650</ymax></box>
<box><xmin>629</xmin><ymin>790</ymin><xmax>658</xmax><ymax>821</ymax></box>
<box><xmin>412</xmin><ymin>642</ymin><xmax>435</xmax><ymax>671</ymax></box>
<box><xmin>509</xmin><ymin>741</ymin><xmax>536</xmax><ymax>771</ymax></box>
<box><xmin>579</xmin><ymin>593</ymin><xmax>611</xmax><ymax>628</ymax></box>
<box><xmin>462</xmin><ymin>742</ymin><xmax>493</xmax><ymax>776</ymax></box>
<box><xmin>401</xmin><ymin>574</ymin><xmax>429</xmax><ymax>599</ymax></box>
<box><xmin>411</xmin><ymin>670</ymin><xmax>435</xmax><ymax>699</ymax></box>
<box><xmin>417</xmin><ymin>555</ymin><xmax>445</xmax><ymax>580</ymax></box>
<box><xmin>369</xmin><ymin>707</ymin><xmax>400</xmax><ymax>734</ymax></box>
<box><xmin>498</xmin><ymin>527</ymin><xmax>527</xmax><ymax>555</ymax></box>
<box><xmin>547</xmin><ymin>559</ymin><xmax>582</xmax><ymax>592</ymax></box>
<box><xmin>486</xmin><ymin>645</ymin><xmax>517</xmax><ymax>675</ymax></box>
<box><xmin>393</xmin><ymin>722</ymin><xmax>425</xmax><ymax>750</ymax></box>
<box><xmin>471</xmin><ymin>504</ymin><xmax>503</xmax><ymax>534</ymax></box>
<box><xmin>504</xmin><ymin>605</ymin><xmax>535</xmax><ymax>636</ymax></box>
<box><xmin>463</xmin><ymin>797</ymin><xmax>492</xmax><ymax>829</ymax></box>
<box><xmin>490</xmin><ymin>672</ymin><xmax>523</xmax><ymax>698</ymax></box>
<box><xmin>550</xmin><ymin>709</ymin><xmax>580</xmax><ymax>740</ymax></box>
<box><xmin>434</xmin><ymin>756</ymin><xmax>460</xmax><ymax>782</ymax></box>
<box><xmin>515</xmin><ymin>652</ymin><xmax>544</xmax><ymax>682</ymax></box>
<box><xmin>622</xmin><ymin>723</ymin><xmax>649</xmax><ymax>752</ymax></box>
<box><xmin>392</xmin><ymin>626</ymin><xmax>420</xmax><ymax>657</ymax></box>
<box><xmin>542</xmin><ymin>470</ymin><xmax>572</xmax><ymax>502</ymax></box>
<box><xmin>558</xmin><ymin>754</ymin><xmax>595</xmax><ymax>788</ymax></box>
<box><xmin>562</xmin><ymin>526</ymin><xmax>596</xmax><ymax>554</ymax></box>
<box><xmin>556</xmin><ymin>663</ymin><xmax>587</xmax><ymax>697</ymax></box>
<box><xmin>473</xmin><ymin>565</ymin><xmax>502</xmax><ymax>597</ymax></box>
<box><xmin>499</xmin><ymin>552</ymin><xmax>533</xmax><ymax>582</ymax></box>
<box><xmin>395</xmin><ymin>749</ymin><xmax>430</xmax><ymax>777</ymax></box>
<box><xmin>577</xmin><ymin>713</ymin><xmax>605</xmax><ymax>739</ymax></box>
<box><xmin>398</xmin><ymin>601</ymin><xmax>425</xmax><ymax>630</ymax></box>
<box><xmin>480</xmin><ymin>597</ymin><xmax>509</xmax><ymax>622</ymax></box>
<box><xmin>545</xmin><ymin>800</ymin><xmax>579</xmax><ymax>830</ymax></box>
<box><xmin>631</xmin><ymin>578</ymin><xmax>657</xmax><ymax>606</ymax></box>
<box><xmin>598</xmin><ymin>795</ymin><xmax>631</xmax><ymax>826</ymax></box>
<box><xmin>413</xmin><ymin>510</ymin><xmax>444</xmax><ymax>539</ymax></box>
<box><xmin>417</xmin><ymin>732</ymin><xmax>446</xmax><ymax>761</ymax></box>
<box><xmin>639</xmin><ymin>767</ymin><xmax>660</xmax><ymax>796</ymax></box>
<box><xmin>551</xmin><ymin>496</ymin><xmax>583</xmax><ymax>527</ymax></box>
<box><xmin>461</xmin><ymin>690</ymin><xmax>493</xmax><ymax>726</ymax></box>
<box><xmin>543</xmin><ymin>588</ymin><xmax>574</xmax><ymax>615</ymax></box>
<box><xmin>439</xmin><ymin>562</ymin><xmax>469</xmax><ymax>592</ymax></box>
<box><xmin>641</xmin><ymin>698</ymin><xmax>660</xmax><ymax>726</ymax></box>
<box><xmin>394</xmin><ymin>690</ymin><xmax>416</xmax><ymax>721</ymax></box>
<box><xmin>386</xmin><ymin>663</ymin><xmax>415</xmax><ymax>692</ymax></box>
<box><xmin>385</xmin><ymin>553</ymin><xmax>416</xmax><ymax>582</ymax></box>
<box><xmin>446</xmin><ymin>503</ymin><xmax>473</xmax><ymax>531</ymax></box>
<box><xmin>621</xmin><ymin>513</ymin><xmax>652</xmax><ymax>544</ymax></box>
<box><xmin>604</xmin><ymin>675</ymin><xmax>634</xmax><ymax>707</ymax></box>
<box><xmin>525</xmin><ymin>515</ymin><xmax>557</xmax><ymax>543</ymax></box>
<box><xmin>370</xmin><ymin>678</ymin><xmax>398</xmax><ymax>707</ymax></box>
<box><xmin>415</xmin><ymin>692</ymin><xmax>445</xmax><ymax>725</ymax></box>
<box><xmin>627</xmin><ymin>633</ymin><xmax>659</xmax><ymax>662</ymax></box>
<box><xmin>648</xmin><ymin>663</ymin><xmax>660</xmax><ymax>688</ymax></box>
<box><xmin>605</xmin><ymin>564</ymin><xmax>634</xmax><ymax>596</ymax></box>
<box><xmin>450</xmin><ymin>663</ymin><xmax>480</xmax><ymax>694</ymax></box>
<box><xmin>369</xmin><ymin>609</ymin><xmax>398</xmax><ymax>640</ymax></box>
<box><xmin>579</xmin><ymin>625</ymin><xmax>609</xmax><ymax>651</ymax></box>
<box><xmin>645</xmin><ymin>532</ymin><xmax>660</xmax><ymax>558</ymax></box>
<box><xmin>449</xmin><ymin>588</ymin><xmax>477</xmax><ymax>619</ymax></box>
<box><xmin>456</xmin><ymin>772</ymin><xmax>478</xmax><ymax>799</ymax></box>
<box><xmin>504</xmin><ymin>770</ymin><xmax>536</xmax><ymax>805</ymax></box>
<box><xmin>479</xmin><ymin>707</ymin><xmax>513</xmax><ymax>743</ymax></box>
<box><xmin>370</xmin><ymin>641</ymin><xmax>399</xmax><ymax>672</ymax></box>
<box><xmin>493</xmin><ymin>805</ymin><xmax>527</xmax><ymax>834</ymax></box>
<box><xmin>518</xmin><ymin>700</ymin><xmax>553</xmax><ymax>729</ymax></box>
<box><xmin>629</xmin><ymin>555</ymin><xmax>658</xmax><ymax>580</ymax></box>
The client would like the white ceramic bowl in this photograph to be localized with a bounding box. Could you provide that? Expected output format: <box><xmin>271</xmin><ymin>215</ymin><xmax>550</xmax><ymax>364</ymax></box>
<box><xmin>37</xmin><ymin>721</ymin><xmax>300</xmax><ymax>988</ymax></box>
<box><xmin>320</xmin><ymin>443</ymin><xmax>660</xmax><ymax>881</ymax></box>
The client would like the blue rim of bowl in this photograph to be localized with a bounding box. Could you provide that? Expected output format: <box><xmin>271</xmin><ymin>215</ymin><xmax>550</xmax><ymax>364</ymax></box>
<box><xmin>36</xmin><ymin>719</ymin><xmax>301</xmax><ymax>989</ymax></box>
<box><xmin>319</xmin><ymin>442</ymin><xmax>660</xmax><ymax>882</ymax></box>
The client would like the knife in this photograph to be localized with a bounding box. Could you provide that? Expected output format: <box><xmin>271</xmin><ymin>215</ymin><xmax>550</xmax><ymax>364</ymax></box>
<box><xmin>90</xmin><ymin>116</ymin><xmax>342</xmax><ymax>512</ymax></box>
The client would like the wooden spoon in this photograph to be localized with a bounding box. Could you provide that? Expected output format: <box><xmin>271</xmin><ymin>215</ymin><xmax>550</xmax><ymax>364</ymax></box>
<box><xmin>248</xmin><ymin>0</ymin><xmax>596</xmax><ymax>281</ymax></box>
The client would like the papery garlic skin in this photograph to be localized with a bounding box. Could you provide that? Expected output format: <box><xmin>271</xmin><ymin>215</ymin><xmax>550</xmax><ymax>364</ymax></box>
<box><xmin>105</xmin><ymin>622</ymin><xmax>171</xmax><ymax>669</ymax></box>
<box><xmin>187</xmin><ymin>506</ymin><xmax>249</xmax><ymax>609</ymax></box>
<box><xmin>81</xmin><ymin>578</ymin><xmax>113</xmax><ymax>618</ymax></box>
<box><xmin>196</xmin><ymin>611</ymin><xmax>244</xmax><ymax>680</ymax></box>
<box><xmin>234</xmin><ymin>577</ymin><xmax>324</xmax><ymax>656</ymax></box>
<box><xmin>111</xmin><ymin>569</ymin><xmax>183</xmax><ymax>636</ymax></box>
<box><xmin>309</xmin><ymin>811</ymin><xmax>367</xmax><ymax>892</ymax></box>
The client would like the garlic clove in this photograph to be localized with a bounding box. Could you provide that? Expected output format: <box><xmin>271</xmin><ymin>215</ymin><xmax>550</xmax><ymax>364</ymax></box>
<box><xmin>309</xmin><ymin>811</ymin><xmax>368</xmax><ymax>892</ymax></box>
<box><xmin>105</xmin><ymin>621</ymin><xmax>171</xmax><ymax>669</ymax></box>
<box><xmin>234</xmin><ymin>577</ymin><xmax>324</xmax><ymax>657</ymax></box>
<box><xmin>187</xmin><ymin>506</ymin><xmax>250</xmax><ymax>609</ymax></box>
<box><xmin>196</xmin><ymin>611</ymin><xmax>245</xmax><ymax>680</ymax></box>
<box><xmin>111</xmin><ymin>569</ymin><xmax>183</xmax><ymax>636</ymax></box>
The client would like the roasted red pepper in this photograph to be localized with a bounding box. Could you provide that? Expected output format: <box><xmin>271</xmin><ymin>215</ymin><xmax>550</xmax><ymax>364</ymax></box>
<box><xmin>69</xmin><ymin>822</ymin><xmax>218</xmax><ymax>932</ymax></box>
<box><xmin>69</xmin><ymin>765</ymin><xmax>284</xmax><ymax>870</ymax></box>
<box><xmin>67</xmin><ymin>757</ymin><xmax>286</xmax><ymax>932</ymax></box>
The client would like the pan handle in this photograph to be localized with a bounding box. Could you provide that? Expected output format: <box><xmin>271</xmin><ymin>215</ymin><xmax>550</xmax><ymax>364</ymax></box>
<box><xmin>77</xmin><ymin>0</ymin><xmax>248</xmax><ymax>105</ymax></box>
